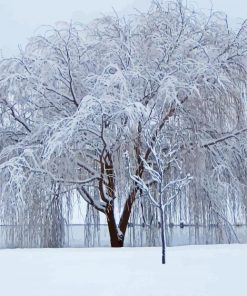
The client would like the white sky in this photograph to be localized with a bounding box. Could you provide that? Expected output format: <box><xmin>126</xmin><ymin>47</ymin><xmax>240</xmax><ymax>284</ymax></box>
<box><xmin>0</xmin><ymin>0</ymin><xmax>246</xmax><ymax>56</ymax></box>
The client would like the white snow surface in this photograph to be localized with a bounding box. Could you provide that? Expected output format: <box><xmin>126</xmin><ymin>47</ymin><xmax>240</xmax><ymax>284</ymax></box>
<box><xmin>0</xmin><ymin>244</ymin><xmax>246</xmax><ymax>296</ymax></box>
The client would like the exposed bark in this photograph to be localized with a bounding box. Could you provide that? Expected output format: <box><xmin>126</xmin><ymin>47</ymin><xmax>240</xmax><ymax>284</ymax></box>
<box><xmin>160</xmin><ymin>206</ymin><xmax>166</xmax><ymax>264</ymax></box>
<box><xmin>119</xmin><ymin>188</ymin><xmax>139</xmax><ymax>238</ymax></box>
<box><xmin>107</xmin><ymin>203</ymin><xmax>124</xmax><ymax>247</ymax></box>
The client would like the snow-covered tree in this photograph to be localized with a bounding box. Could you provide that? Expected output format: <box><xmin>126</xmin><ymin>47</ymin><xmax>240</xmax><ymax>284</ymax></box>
<box><xmin>0</xmin><ymin>0</ymin><xmax>246</xmax><ymax>248</ymax></box>
<box><xmin>128</xmin><ymin>127</ymin><xmax>192</xmax><ymax>263</ymax></box>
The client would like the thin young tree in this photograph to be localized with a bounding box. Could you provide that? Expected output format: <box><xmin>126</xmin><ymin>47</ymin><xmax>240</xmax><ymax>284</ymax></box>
<box><xmin>128</xmin><ymin>127</ymin><xmax>192</xmax><ymax>263</ymax></box>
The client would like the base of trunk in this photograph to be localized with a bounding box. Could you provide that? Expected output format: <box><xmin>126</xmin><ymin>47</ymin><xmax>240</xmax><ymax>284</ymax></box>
<box><xmin>110</xmin><ymin>239</ymin><xmax>124</xmax><ymax>248</ymax></box>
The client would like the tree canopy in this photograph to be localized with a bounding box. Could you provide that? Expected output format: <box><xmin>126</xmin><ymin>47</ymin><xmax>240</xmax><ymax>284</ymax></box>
<box><xmin>0</xmin><ymin>0</ymin><xmax>247</xmax><ymax>248</ymax></box>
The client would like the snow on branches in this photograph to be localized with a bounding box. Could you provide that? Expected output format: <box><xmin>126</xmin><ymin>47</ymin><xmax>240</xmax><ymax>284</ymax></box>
<box><xmin>0</xmin><ymin>0</ymin><xmax>246</xmax><ymax>248</ymax></box>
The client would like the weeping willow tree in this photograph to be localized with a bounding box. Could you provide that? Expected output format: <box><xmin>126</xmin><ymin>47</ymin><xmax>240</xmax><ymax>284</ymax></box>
<box><xmin>0</xmin><ymin>0</ymin><xmax>246</xmax><ymax>248</ymax></box>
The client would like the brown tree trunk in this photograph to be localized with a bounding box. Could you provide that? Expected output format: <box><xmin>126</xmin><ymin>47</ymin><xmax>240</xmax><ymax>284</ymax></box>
<box><xmin>107</xmin><ymin>204</ymin><xmax>124</xmax><ymax>247</ymax></box>
<box><xmin>119</xmin><ymin>188</ymin><xmax>138</xmax><ymax>236</ymax></box>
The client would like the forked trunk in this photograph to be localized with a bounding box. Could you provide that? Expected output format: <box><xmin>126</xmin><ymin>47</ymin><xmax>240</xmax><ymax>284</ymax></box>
<box><xmin>107</xmin><ymin>205</ymin><xmax>124</xmax><ymax>248</ymax></box>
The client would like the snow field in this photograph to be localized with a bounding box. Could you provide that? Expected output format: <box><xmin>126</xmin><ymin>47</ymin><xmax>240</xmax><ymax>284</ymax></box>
<box><xmin>0</xmin><ymin>244</ymin><xmax>246</xmax><ymax>296</ymax></box>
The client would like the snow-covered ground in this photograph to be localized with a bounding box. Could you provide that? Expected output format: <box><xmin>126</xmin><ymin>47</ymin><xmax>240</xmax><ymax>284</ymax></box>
<box><xmin>0</xmin><ymin>244</ymin><xmax>246</xmax><ymax>296</ymax></box>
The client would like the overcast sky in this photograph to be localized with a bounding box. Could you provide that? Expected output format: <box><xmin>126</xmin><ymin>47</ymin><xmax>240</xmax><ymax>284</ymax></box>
<box><xmin>0</xmin><ymin>0</ymin><xmax>246</xmax><ymax>56</ymax></box>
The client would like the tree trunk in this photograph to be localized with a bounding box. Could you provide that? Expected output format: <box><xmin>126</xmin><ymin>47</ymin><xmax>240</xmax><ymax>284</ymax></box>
<box><xmin>119</xmin><ymin>189</ymin><xmax>138</xmax><ymax>236</ymax></box>
<box><xmin>160</xmin><ymin>206</ymin><xmax>166</xmax><ymax>264</ymax></box>
<box><xmin>107</xmin><ymin>205</ymin><xmax>124</xmax><ymax>248</ymax></box>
